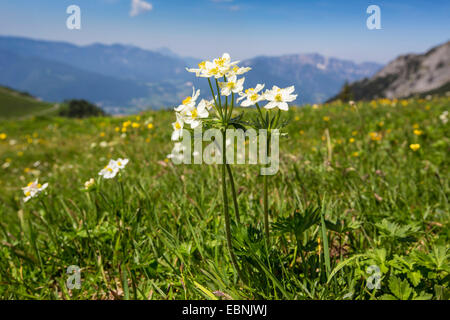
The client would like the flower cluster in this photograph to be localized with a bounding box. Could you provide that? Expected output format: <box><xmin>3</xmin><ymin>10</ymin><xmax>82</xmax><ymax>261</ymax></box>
<box><xmin>98</xmin><ymin>158</ymin><xmax>129</xmax><ymax>179</ymax></box>
<box><xmin>170</xmin><ymin>52</ymin><xmax>297</xmax><ymax>142</ymax></box>
<box><xmin>22</xmin><ymin>180</ymin><xmax>48</xmax><ymax>202</ymax></box>
<box><xmin>186</xmin><ymin>53</ymin><xmax>250</xmax><ymax>79</ymax></box>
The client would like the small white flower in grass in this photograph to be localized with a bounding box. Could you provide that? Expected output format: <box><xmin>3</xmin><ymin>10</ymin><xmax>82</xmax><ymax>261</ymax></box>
<box><xmin>237</xmin><ymin>84</ymin><xmax>265</xmax><ymax>107</ymax></box>
<box><xmin>440</xmin><ymin>111</ymin><xmax>448</xmax><ymax>124</ymax></box>
<box><xmin>98</xmin><ymin>159</ymin><xmax>129</xmax><ymax>179</ymax></box>
<box><xmin>171</xmin><ymin>113</ymin><xmax>185</xmax><ymax>141</ymax></box>
<box><xmin>264</xmin><ymin>85</ymin><xmax>297</xmax><ymax>111</ymax></box>
<box><xmin>218</xmin><ymin>75</ymin><xmax>245</xmax><ymax>96</ymax></box>
<box><xmin>84</xmin><ymin>178</ymin><xmax>95</xmax><ymax>190</ymax></box>
<box><xmin>115</xmin><ymin>158</ymin><xmax>129</xmax><ymax>170</ymax></box>
<box><xmin>99</xmin><ymin>160</ymin><xmax>119</xmax><ymax>179</ymax></box>
<box><xmin>22</xmin><ymin>180</ymin><xmax>48</xmax><ymax>202</ymax></box>
<box><xmin>175</xmin><ymin>87</ymin><xmax>200</xmax><ymax>112</ymax></box>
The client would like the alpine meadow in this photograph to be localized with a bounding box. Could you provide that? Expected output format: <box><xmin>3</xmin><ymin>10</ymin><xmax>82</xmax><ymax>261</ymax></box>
<box><xmin>0</xmin><ymin>61</ymin><xmax>448</xmax><ymax>298</ymax></box>
<box><xmin>0</xmin><ymin>0</ymin><xmax>449</xmax><ymax>304</ymax></box>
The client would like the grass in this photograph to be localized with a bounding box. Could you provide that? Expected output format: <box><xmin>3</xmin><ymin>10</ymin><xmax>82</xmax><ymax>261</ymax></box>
<box><xmin>0</xmin><ymin>97</ymin><xmax>448</xmax><ymax>300</ymax></box>
<box><xmin>0</xmin><ymin>86</ymin><xmax>57</xmax><ymax>119</ymax></box>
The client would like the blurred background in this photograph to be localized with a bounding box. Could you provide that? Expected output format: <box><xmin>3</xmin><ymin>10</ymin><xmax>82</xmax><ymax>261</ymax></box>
<box><xmin>0</xmin><ymin>0</ymin><xmax>449</xmax><ymax>115</ymax></box>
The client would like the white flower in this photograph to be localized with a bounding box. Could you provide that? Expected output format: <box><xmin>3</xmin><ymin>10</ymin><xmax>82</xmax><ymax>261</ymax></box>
<box><xmin>218</xmin><ymin>76</ymin><xmax>245</xmax><ymax>96</ymax></box>
<box><xmin>186</xmin><ymin>61</ymin><xmax>208</xmax><ymax>77</ymax></box>
<box><xmin>200</xmin><ymin>99</ymin><xmax>215</xmax><ymax>111</ymax></box>
<box><xmin>22</xmin><ymin>180</ymin><xmax>48</xmax><ymax>202</ymax></box>
<box><xmin>237</xmin><ymin>84</ymin><xmax>265</xmax><ymax>107</ymax></box>
<box><xmin>175</xmin><ymin>87</ymin><xmax>200</xmax><ymax>112</ymax></box>
<box><xmin>226</xmin><ymin>65</ymin><xmax>251</xmax><ymax>78</ymax></box>
<box><xmin>440</xmin><ymin>111</ymin><xmax>448</xmax><ymax>124</ymax></box>
<box><xmin>171</xmin><ymin>113</ymin><xmax>185</xmax><ymax>141</ymax></box>
<box><xmin>84</xmin><ymin>178</ymin><xmax>95</xmax><ymax>190</ymax></box>
<box><xmin>98</xmin><ymin>158</ymin><xmax>129</xmax><ymax>179</ymax></box>
<box><xmin>263</xmin><ymin>85</ymin><xmax>297</xmax><ymax>111</ymax></box>
<box><xmin>183</xmin><ymin>102</ymin><xmax>209</xmax><ymax>129</ymax></box>
<box><xmin>98</xmin><ymin>160</ymin><xmax>119</xmax><ymax>179</ymax></box>
<box><xmin>200</xmin><ymin>53</ymin><xmax>239</xmax><ymax>78</ymax></box>
<box><xmin>115</xmin><ymin>158</ymin><xmax>129</xmax><ymax>169</ymax></box>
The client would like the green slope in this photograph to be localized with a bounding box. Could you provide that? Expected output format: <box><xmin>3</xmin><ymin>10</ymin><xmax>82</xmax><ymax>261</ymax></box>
<box><xmin>0</xmin><ymin>86</ymin><xmax>56</xmax><ymax>119</ymax></box>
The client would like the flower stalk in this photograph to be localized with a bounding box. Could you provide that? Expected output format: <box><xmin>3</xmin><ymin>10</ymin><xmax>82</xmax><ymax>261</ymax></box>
<box><xmin>170</xmin><ymin>52</ymin><xmax>297</xmax><ymax>279</ymax></box>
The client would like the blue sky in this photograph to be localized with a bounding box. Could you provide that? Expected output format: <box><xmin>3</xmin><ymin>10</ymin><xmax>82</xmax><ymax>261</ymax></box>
<box><xmin>0</xmin><ymin>0</ymin><xmax>449</xmax><ymax>63</ymax></box>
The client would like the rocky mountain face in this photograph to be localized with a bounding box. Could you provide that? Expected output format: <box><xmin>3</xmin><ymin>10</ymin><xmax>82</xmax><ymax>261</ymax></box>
<box><xmin>329</xmin><ymin>41</ymin><xmax>450</xmax><ymax>101</ymax></box>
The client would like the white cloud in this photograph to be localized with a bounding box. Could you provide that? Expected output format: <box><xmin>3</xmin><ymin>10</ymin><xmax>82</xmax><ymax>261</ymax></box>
<box><xmin>130</xmin><ymin>0</ymin><xmax>153</xmax><ymax>17</ymax></box>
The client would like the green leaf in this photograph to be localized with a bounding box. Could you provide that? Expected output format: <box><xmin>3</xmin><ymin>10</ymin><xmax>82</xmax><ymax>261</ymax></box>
<box><xmin>193</xmin><ymin>281</ymin><xmax>218</xmax><ymax>300</ymax></box>
<box><xmin>380</xmin><ymin>294</ymin><xmax>397</xmax><ymax>300</ymax></box>
<box><xmin>407</xmin><ymin>271</ymin><xmax>422</xmax><ymax>287</ymax></box>
<box><xmin>388</xmin><ymin>276</ymin><xmax>413</xmax><ymax>300</ymax></box>
<box><xmin>434</xmin><ymin>285</ymin><xmax>450</xmax><ymax>300</ymax></box>
<box><xmin>327</xmin><ymin>254</ymin><xmax>364</xmax><ymax>284</ymax></box>
<box><xmin>320</xmin><ymin>211</ymin><xmax>331</xmax><ymax>276</ymax></box>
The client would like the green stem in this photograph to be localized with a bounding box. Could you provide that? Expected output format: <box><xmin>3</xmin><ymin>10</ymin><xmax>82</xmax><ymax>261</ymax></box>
<box><xmin>263</xmin><ymin>173</ymin><xmax>269</xmax><ymax>248</ymax></box>
<box><xmin>226</xmin><ymin>163</ymin><xmax>240</xmax><ymax>223</ymax></box>
<box><xmin>255</xmin><ymin>103</ymin><xmax>266</xmax><ymax>126</ymax></box>
<box><xmin>215</xmin><ymin>79</ymin><xmax>223</xmax><ymax>123</ymax></box>
<box><xmin>208</xmin><ymin>78</ymin><xmax>223</xmax><ymax>118</ymax></box>
<box><xmin>228</xmin><ymin>92</ymin><xmax>235</xmax><ymax>122</ymax></box>
<box><xmin>221</xmin><ymin>129</ymin><xmax>243</xmax><ymax>281</ymax></box>
<box><xmin>263</xmin><ymin>131</ymin><xmax>272</xmax><ymax>248</ymax></box>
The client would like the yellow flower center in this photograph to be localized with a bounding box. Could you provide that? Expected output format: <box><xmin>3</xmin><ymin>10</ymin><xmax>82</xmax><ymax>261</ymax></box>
<box><xmin>117</xmin><ymin>162</ymin><xmax>122</xmax><ymax>166</ymax></box>
<box><xmin>37</xmin><ymin>184</ymin><xmax>42</xmax><ymax>188</ymax></box>
<box><xmin>275</xmin><ymin>94</ymin><xmax>283</xmax><ymax>102</ymax></box>
<box><xmin>198</xmin><ymin>61</ymin><xmax>206</xmax><ymax>69</ymax></box>
<box><xmin>209</xmin><ymin>67</ymin><xmax>219</xmax><ymax>75</ymax></box>
<box><xmin>25</xmin><ymin>191</ymin><xmax>31</xmax><ymax>197</ymax></box>
<box><xmin>251</xmin><ymin>93</ymin><xmax>259</xmax><ymax>101</ymax></box>
<box><xmin>191</xmin><ymin>109</ymin><xmax>198</xmax><ymax>119</ymax></box>
<box><xmin>216</xmin><ymin>58</ymin><xmax>226</xmax><ymax>67</ymax></box>
<box><xmin>175</xmin><ymin>122</ymin><xmax>182</xmax><ymax>130</ymax></box>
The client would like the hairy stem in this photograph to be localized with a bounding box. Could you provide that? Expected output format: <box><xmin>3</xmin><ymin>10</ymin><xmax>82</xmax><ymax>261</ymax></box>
<box><xmin>221</xmin><ymin>129</ymin><xmax>243</xmax><ymax>281</ymax></box>
<box><xmin>226</xmin><ymin>163</ymin><xmax>241</xmax><ymax>223</ymax></box>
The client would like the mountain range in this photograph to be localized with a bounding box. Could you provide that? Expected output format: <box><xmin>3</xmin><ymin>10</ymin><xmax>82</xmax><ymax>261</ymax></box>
<box><xmin>329</xmin><ymin>41</ymin><xmax>450</xmax><ymax>101</ymax></box>
<box><xmin>0</xmin><ymin>35</ymin><xmax>383</xmax><ymax>113</ymax></box>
